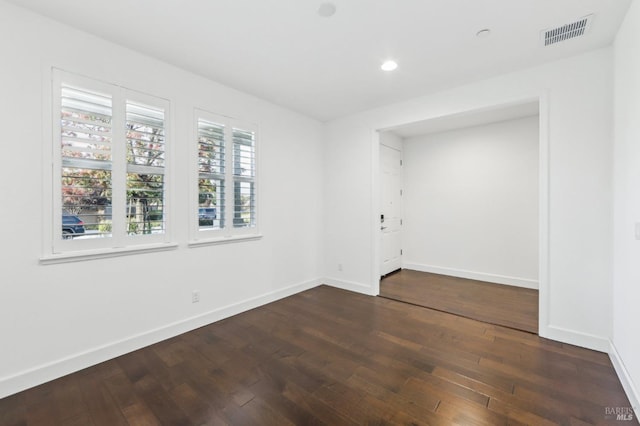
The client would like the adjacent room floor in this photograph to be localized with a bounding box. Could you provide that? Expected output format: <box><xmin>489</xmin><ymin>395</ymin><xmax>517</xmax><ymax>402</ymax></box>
<box><xmin>380</xmin><ymin>269</ymin><xmax>539</xmax><ymax>334</ymax></box>
<box><xmin>1</xmin><ymin>285</ymin><xmax>632</xmax><ymax>425</ymax></box>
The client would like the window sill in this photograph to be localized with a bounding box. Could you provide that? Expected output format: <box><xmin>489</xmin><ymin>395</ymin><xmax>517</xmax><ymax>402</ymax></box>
<box><xmin>188</xmin><ymin>234</ymin><xmax>263</xmax><ymax>248</ymax></box>
<box><xmin>40</xmin><ymin>242</ymin><xmax>179</xmax><ymax>265</ymax></box>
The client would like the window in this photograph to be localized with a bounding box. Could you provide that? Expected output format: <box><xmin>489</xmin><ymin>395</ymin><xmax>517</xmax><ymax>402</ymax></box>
<box><xmin>194</xmin><ymin>110</ymin><xmax>258</xmax><ymax>242</ymax></box>
<box><xmin>50</xmin><ymin>70</ymin><xmax>171</xmax><ymax>256</ymax></box>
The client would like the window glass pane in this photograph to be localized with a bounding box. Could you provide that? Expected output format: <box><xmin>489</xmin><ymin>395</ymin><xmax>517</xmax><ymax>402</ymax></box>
<box><xmin>232</xmin><ymin>128</ymin><xmax>255</xmax><ymax>178</ymax></box>
<box><xmin>198</xmin><ymin>178</ymin><xmax>225</xmax><ymax>229</ymax></box>
<box><xmin>126</xmin><ymin>102</ymin><xmax>165</xmax><ymax>168</ymax></box>
<box><xmin>233</xmin><ymin>181</ymin><xmax>255</xmax><ymax>228</ymax></box>
<box><xmin>198</xmin><ymin>120</ymin><xmax>225</xmax><ymax>175</ymax></box>
<box><xmin>60</xmin><ymin>85</ymin><xmax>113</xmax><ymax>240</ymax></box>
<box><xmin>198</xmin><ymin>119</ymin><xmax>225</xmax><ymax>231</ymax></box>
<box><xmin>126</xmin><ymin>101</ymin><xmax>165</xmax><ymax>236</ymax></box>
<box><xmin>126</xmin><ymin>173</ymin><xmax>164</xmax><ymax>235</ymax></box>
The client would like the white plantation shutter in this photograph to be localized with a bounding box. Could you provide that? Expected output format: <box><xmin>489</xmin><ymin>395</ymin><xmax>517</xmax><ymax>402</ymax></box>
<box><xmin>126</xmin><ymin>101</ymin><xmax>166</xmax><ymax>236</ymax></box>
<box><xmin>232</xmin><ymin>128</ymin><xmax>256</xmax><ymax>228</ymax></box>
<box><xmin>197</xmin><ymin>118</ymin><xmax>226</xmax><ymax>230</ymax></box>
<box><xmin>60</xmin><ymin>84</ymin><xmax>113</xmax><ymax>239</ymax></box>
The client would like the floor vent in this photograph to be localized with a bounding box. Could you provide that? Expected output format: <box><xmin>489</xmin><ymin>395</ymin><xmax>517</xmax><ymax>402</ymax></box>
<box><xmin>542</xmin><ymin>15</ymin><xmax>593</xmax><ymax>46</ymax></box>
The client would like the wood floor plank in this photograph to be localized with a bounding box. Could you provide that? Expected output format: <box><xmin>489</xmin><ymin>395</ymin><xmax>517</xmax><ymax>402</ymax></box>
<box><xmin>249</xmin><ymin>373</ymin><xmax>322</xmax><ymax>425</ymax></box>
<box><xmin>512</xmin><ymin>384</ymin><xmax>608</xmax><ymax>424</ymax></box>
<box><xmin>0</xmin><ymin>393</ymin><xmax>27</xmax><ymax>426</ymax></box>
<box><xmin>280</xmin><ymin>381</ymin><xmax>359</xmax><ymax>426</ymax></box>
<box><xmin>168</xmin><ymin>383</ymin><xmax>229</xmax><ymax>426</ymax></box>
<box><xmin>119</xmin><ymin>402</ymin><xmax>161</xmax><ymax>426</ymax></box>
<box><xmin>313</xmin><ymin>381</ymin><xmax>394</xmax><ymax>424</ymax></box>
<box><xmin>435</xmin><ymin>397</ymin><xmax>515</xmax><ymax>426</ymax></box>
<box><xmin>237</xmin><ymin>396</ymin><xmax>297</xmax><ymax>426</ymax></box>
<box><xmin>404</xmin><ymin>373</ymin><xmax>490</xmax><ymax>407</ymax></box>
<box><xmin>344</xmin><ymin>373</ymin><xmax>451</xmax><ymax>425</ymax></box>
<box><xmin>173</xmin><ymin>364</ymin><xmax>246</xmax><ymax>424</ymax></box>
<box><xmin>78</xmin><ymin>378</ymin><xmax>129</xmax><ymax>426</ymax></box>
<box><xmin>487</xmin><ymin>397</ymin><xmax>558</xmax><ymax>426</ymax></box>
<box><xmin>1</xmin><ymin>285</ymin><xmax>635</xmax><ymax>425</ymax></box>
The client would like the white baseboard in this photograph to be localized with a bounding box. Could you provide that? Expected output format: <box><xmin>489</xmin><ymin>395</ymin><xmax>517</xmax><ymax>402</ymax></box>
<box><xmin>403</xmin><ymin>262</ymin><xmax>539</xmax><ymax>289</ymax></box>
<box><xmin>0</xmin><ymin>278</ymin><xmax>322</xmax><ymax>399</ymax></box>
<box><xmin>323</xmin><ymin>277</ymin><xmax>377</xmax><ymax>296</ymax></box>
<box><xmin>609</xmin><ymin>340</ymin><xmax>640</xmax><ymax>415</ymax></box>
<box><xmin>539</xmin><ymin>324</ymin><xmax>610</xmax><ymax>353</ymax></box>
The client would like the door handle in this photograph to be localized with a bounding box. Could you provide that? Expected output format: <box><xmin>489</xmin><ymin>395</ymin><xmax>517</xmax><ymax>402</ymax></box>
<box><xmin>381</xmin><ymin>226</ymin><xmax>387</xmax><ymax>230</ymax></box>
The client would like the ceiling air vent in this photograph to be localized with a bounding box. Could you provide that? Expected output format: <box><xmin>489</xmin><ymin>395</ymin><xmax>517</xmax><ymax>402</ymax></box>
<box><xmin>542</xmin><ymin>14</ymin><xmax>593</xmax><ymax>46</ymax></box>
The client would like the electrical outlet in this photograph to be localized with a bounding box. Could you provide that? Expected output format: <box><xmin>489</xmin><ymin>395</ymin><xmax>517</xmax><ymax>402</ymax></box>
<box><xmin>338</xmin><ymin>263</ymin><xmax>343</xmax><ymax>272</ymax></box>
<box><xmin>192</xmin><ymin>290</ymin><xmax>200</xmax><ymax>303</ymax></box>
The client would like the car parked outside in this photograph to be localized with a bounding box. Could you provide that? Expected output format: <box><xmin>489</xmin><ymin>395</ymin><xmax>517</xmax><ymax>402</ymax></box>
<box><xmin>62</xmin><ymin>214</ymin><xmax>85</xmax><ymax>238</ymax></box>
<box><xmin>198</xmin><ymin>207</ymin><xmax>217</xmax><ymax>226</ymax></box>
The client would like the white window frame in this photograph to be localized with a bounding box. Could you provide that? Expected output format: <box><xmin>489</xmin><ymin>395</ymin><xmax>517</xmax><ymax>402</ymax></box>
<box><xmin>42</xmin><ymin>69</ymin><xmax>174</xmax><ymax>263</ymax></box>
<box><xmin>190</xmin><ymin>109</ymin><xmax>261</xmax><ymax>246</ymax></box>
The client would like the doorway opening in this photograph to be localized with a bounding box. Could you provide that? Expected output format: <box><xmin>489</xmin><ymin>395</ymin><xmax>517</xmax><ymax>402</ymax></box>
<box><xmin>376</xmin><ymin>99</ymin><xmax>542</xmax><ymax>334</ymax></box>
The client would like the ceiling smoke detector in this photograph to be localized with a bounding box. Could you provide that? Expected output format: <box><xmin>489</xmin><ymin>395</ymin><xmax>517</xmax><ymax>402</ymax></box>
<box><xmin>541</xmin><ymin>14</ymin><xmax>594</xmax><ymax>46</ymax></box>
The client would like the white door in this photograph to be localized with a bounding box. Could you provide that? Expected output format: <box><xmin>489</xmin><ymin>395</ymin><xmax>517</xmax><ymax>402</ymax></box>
<box><xmin>380</xmin><ymin>144</ymin><xmax>402</xmax><ymax>276</ymax></box>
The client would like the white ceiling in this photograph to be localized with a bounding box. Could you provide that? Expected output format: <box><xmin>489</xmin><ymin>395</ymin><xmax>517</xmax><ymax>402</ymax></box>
<box><xmin>8</xmin><ymin>0</ymin><xmax>632</xmax><ymax>122</ymax></box>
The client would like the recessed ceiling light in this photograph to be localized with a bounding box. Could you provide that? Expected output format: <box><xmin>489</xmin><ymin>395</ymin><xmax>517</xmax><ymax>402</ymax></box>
<box><xmin>476</xmin><ymin>28</ymin><xmax>491</xmax><ymax>38</ymax></box>
<box><xmin>317</xmin><ymin>2</ymin><xmax>337</xmax><ymax>17</ymax></box>
<box><xmin>381</xmin><ymin>60</ymin><xmax>398</xmax><ymax>71</ymax></box>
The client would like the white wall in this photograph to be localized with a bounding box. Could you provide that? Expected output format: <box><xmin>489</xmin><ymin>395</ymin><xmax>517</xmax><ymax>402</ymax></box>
<box><xmin>0</xmin><ymin>1</ymin><xmax>324</xmax><ymax>398</ymax></box>
<box><xmin>325</xmin><ymin>47</ymin><xmax>613</xmax><ymax>352</ymax></box>
<box><xmin>612</xmin><ymin>0</ymin><xmax>640</xmax><ymax>411</ymax></box>
<box><xmin>402</xmin><ymin>116</ymin><xmax>539</xmax><ymax>288</ymax></box>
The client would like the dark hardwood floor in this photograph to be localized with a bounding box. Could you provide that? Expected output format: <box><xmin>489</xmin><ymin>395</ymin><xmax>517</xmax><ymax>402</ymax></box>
<box><xmin>1</xmin><ymin>285</ymin><xmax>635</xmax><ymax>425</ymax></box>
<box><xmin>380</xmin><ymin>269</ymin><xmax>539</xmax><ymax>334</ymax></box>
